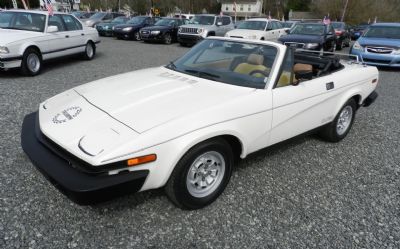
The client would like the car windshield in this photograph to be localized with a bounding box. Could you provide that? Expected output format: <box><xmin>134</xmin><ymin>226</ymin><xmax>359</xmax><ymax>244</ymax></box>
<box><xmin>291</xmin><ymin>24</ymin><xmax>325</xmax><ymax>35</ymax></box>
<box><xmin>363</xmin><ymin>26</ymin><xmax>400</xmax><ymax>39</ymax></box>
<box><xmin>166</xmin><ymin>39</ymin><xmax>278</xmax><ymax>89</ymax></box>
<box><xmin>332</xmin><ymin>22</ymin><xmax>344</xmax><ymax>29</ymax></box>
<box><xmin>189</xmin><ymin>16</ymin><xmax>215</xmax><ymax>25</ymax></box>
<box><xmin>90</xmin><ymin>12</ymin><xmax>106</xmax><ymax>19</ymax></box>
<box><xmin>111</xmin><ymin>17</ymin><xmax>127</xmax><ymax>24</ymax></box>
<box><xmin>0</xmin><ymin>11</ymin><xmax>46</xmax><ymax>32</ymax></box>
<box><xmin>237</xmin><ymin>21</ymin><xmax>267</xmax><ymax>31</ymax></box>
<box><xmin>155</xmin><ymin>18</ymin><xmax>176</xmax><ymax>26</ymax></box>
<box><xmin>128</xmin><ymin>16</ymin><xmax>146</xmax><ymax>24</ymax></box>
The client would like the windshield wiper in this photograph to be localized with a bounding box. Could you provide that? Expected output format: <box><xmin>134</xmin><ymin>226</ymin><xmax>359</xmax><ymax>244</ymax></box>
<box><xmin>184</xmin><ymin>69</ymin><xmax>220</xmax><ymax>81</ymax></box>
<box><xmin>167</xmin><ymin>61</ymin><xmax>177</xmax><ymax>70</ymax></box>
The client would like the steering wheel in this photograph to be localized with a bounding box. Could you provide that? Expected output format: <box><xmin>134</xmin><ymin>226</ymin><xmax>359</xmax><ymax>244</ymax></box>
<box><xmin>249</xmin><ymin>70</ymin><xmax>269</xmax><ymax>77</ymax></box>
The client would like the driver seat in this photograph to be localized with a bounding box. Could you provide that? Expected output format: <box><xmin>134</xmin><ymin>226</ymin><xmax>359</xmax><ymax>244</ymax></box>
<box><xmin>233</xmin><ymin>54</ymin><xmax>269</xmax><ymax>78</ymax></box>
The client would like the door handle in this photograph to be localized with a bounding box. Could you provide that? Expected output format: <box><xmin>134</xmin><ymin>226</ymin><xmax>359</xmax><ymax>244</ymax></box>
<box><xmin>81</xmin><ymin>33</ymin><xmax>85</xmax><ymax>36</ymax></box>
<box><xmin>326</xmin><ymin>82</ymin><xmax>335</xmax><ymax>90</ymax></box>
<box><xmin>65</xmin><ymin>35</ymin><xmax>70</xmax><ymax>38</ymax></box>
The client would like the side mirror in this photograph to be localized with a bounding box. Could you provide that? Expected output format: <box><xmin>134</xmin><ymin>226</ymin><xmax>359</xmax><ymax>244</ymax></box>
<box><xmin>216</xmin><ymin>22</ymin><xmax>222</xmax><ymax>26</ymax></box>
<box><xmin>47</xmin><ymin>25</ymin><xmax>58</xmax><ymax>33</ymax></box>
<box><xmin>285</xmin><ymin>29</ymin><xmax>290</xmax><ymax>34</ymax></box>
<box><xmin>293</xmin><ymin>71</ymin><xmax>313</xmax><ymax>85</ymax></box>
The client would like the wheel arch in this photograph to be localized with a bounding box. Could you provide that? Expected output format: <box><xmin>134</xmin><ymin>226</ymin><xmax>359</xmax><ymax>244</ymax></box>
<box><xmin>21</xmin><ymin>44</ymin><xmax>42</xmax><ymax>59</ymax></box>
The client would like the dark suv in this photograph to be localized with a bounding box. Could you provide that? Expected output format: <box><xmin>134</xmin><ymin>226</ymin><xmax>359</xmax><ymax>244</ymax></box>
<box><xmin>140</xmin><ymin>18</ymin><xmax>188</xmax><ymax>44</ymax></box>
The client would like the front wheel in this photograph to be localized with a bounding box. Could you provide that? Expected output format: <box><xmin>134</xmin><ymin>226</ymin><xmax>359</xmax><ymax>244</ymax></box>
<box><xmin>163</xmin><ymin>33</ymin><xmax>172</xmax><ymax>44</ymax></box>
<box><xmin>20</xmin><ymin>48</ymin><xmax>42</xmax><ymax>76</ymax></box>
<box><xmin>165</xmin><ymin>138</ymin><xmax>234</xmax><ymax>210</ymax></box>
<box><xmin>319</xmin><ymin>99</ymin><xmax>357</xmax><ymax>142</ymax></box>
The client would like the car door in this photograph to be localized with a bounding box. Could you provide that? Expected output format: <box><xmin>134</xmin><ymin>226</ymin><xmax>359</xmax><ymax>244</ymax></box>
<box><xmin>61</xmin><ymin>14</ymin><xmax>86</xmax><ymax>52</ymax></box>
<box><xmin>43</xmin><ymin>14</ymin><xmax>71</xmax><ymax>59</ymax></box>
<box><xmin>269</xmin><ymin>49</ymin><xmax>339</xmax><ymax>145</ymax></box>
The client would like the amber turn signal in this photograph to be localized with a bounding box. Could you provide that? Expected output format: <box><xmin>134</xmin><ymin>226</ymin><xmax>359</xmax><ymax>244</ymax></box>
<box><xmin>127</xmin><ymin>154</ymin><xmax>157</xmax><ymax>167</ymax></box>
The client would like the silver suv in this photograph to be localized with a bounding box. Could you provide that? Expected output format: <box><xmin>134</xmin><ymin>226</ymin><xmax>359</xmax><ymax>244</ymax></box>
<box><xmin>178</xmin><ymin>14</ymin><xmax>234</xmax><ymax>46</ymax></box>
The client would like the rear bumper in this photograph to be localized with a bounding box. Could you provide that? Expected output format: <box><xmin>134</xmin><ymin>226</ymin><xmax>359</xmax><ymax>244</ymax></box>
<box><xmin>363</xmin><ymin>91</ymin><xmax>378</xmax><ymax>107</ymax></box>
<box><xmin>21</xmin><ymin>112</ymin><xmax>149</xmax><ymax>205</ymax></box>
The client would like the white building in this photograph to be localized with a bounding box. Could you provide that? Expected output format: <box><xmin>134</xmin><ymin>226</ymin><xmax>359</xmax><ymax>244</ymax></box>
<box><xmin>221</xmin><ymin>0</ymin><xmax>264</xmax><ymax>19</ymax></box>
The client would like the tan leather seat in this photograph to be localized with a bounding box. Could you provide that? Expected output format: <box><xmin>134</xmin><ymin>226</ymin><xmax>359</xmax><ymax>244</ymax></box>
<box><xmin>276</xmin><ymin>63</ymin><xmax>313</xmax><ymax>88</ymax></box>
<box><xmin>234</xmin><ymin>54</ymin><xmax>269</xmax><ymax>78</ymax></box>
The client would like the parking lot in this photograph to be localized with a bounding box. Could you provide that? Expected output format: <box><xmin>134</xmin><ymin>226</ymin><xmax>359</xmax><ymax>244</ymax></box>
<box><xmin>0</xmin><ymin>37</ymin><xmax>399</xmax><ymax>248</ymax></box>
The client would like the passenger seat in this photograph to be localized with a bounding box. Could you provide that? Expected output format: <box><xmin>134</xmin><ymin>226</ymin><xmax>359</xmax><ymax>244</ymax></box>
<box><xmin>276</xmin><ymin>63</ymin><xmax>313</xmax><ymax>88</ymax></box>
<box><xmin>233</xmin><ymin>54</ymin><xmax>269</xmax><ymax>78</ymax></box>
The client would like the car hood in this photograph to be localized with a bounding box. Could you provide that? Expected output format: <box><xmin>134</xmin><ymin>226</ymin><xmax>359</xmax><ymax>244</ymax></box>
<box><xmin>0</xmin><ymin>29</ymin><xmax>44</xmax><ymax>45</ymax></box>
<box><xmin>74</xmin><ymin>67</ymin><xmax>255</xmax><ymax>134</ymax></box>
<box><xmin>97</xmin><ymin>22</ymin><xmax>118</xmax><ymax>27</ymax></box>
<box><xmin>226</xmin><ymin>29</ymin><xmax>265</xmax><ymax>37</ymax></box>
<box><xmin>279</xmin><ymin>34</ymin><xmax>324</xmax><ymax>44</ymax></box>
<box><xmin>141</xmin><ymin>25</ymin><xmax>172</xmax><ymax>31</ymax></box>
<box><xmin>358</xmin><ymin>37</ymin><xmax>400</xmax><ymax>48</ymax></box>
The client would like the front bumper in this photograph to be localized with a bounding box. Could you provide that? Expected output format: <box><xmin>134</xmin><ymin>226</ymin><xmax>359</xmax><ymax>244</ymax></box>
<box><xmin>177</xmin><ymin>34</ymin><xmax>203</xmax><ymax>44</ymax></box>
<box><xmin>113</xmin><ymin>30</ymin><xmax>134</xmax><ymax>39</ymax></box>
<box><xmin>363</xmin><ymin>91</ymin><xmax>378</xmax><ymax>107</ymax></box>
<box><xmin>141</xmin><ymin>32</ymin><xmax>164</xmax><ymax>42</ymax></box>
<box><xmin>97</xmin><ymin>28</ymin><xmax>113</xmax><ymax>36</ymax></box>
<box><xmin>21</xmin><ymin>112</ymin><xmax>149</xmax><ymax>205</ymax></box>
<box><xmin>0</xmin><ymin>56</ymin><xmax>22</xmax><ymax>69</ymax></box>
<box><xmin>351</xmin><ymin>49</ymin><xmax>400</xmax><ymax>67</ymax></box>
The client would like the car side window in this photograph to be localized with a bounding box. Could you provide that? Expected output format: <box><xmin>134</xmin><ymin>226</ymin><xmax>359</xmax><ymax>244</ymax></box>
<box><xmin>276</xmin><ymin>48</ymin><xmax>295</xmax><ymax>88</ymax></box>
<box><xmin>48</xmin><ymin>15</ymin><xmax>66</xmax><ymax>32</ymax></box>
<box><xmin>275</xmin><ymin>21</ymin><xmax>282</xmax><ymax>29</ymax></box>
<box><xmin>267</xmin><ymin>22</ymin><xmax>272</xmax><ymax>30</ymax></box>
<box><xmin>62</xmin><ymin>15</ymin><xmax>82</xmax><ymax>31</ymax></box>
<box><xmin>222</xmin><ymin>16</ymin><xmax>231</xmax><ymax>25</ymax></box>
<box><xmin>104</xmin><ymin>13</ymin><xmax>113</xmax><ymax>20</ymax></box>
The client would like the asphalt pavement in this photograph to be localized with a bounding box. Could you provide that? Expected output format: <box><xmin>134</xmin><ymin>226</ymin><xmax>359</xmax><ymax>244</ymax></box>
<box><xmin>0</xmin><ymin>38</ymin><xmax>399</xmax><ymax>249</ymax></box>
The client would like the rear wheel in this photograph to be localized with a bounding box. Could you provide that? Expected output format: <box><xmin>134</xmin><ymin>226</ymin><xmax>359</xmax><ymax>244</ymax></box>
<box><xmin>319</xmin><ymin>99</ymin><xmax>357</xmax><ymax>142</ymax></box>
<box><xmin>165</xmin><ymin>138</ymin><xmax>234</xmax><ymax>210</ymax></box>
<box><xmin>20</xmin><ymin>48</ymin><xmax>42</xmax><ymax>76</ymax></box>
<box><xmin>82</xmin><ymin>42</ymin><xmax>95</xmax><ymax>60</ymax></box>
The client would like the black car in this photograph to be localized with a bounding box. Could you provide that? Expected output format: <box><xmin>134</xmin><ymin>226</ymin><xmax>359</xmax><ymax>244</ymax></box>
<box><xmin>140</xmin><ymin>18</ymin><xmax>188</xmax><ymax>44</ymax></box>
<box><xmin>113</xmin><ymin>16</ymin><xmax>160</xmax><ymax>41</ymax></box>
<box><xmin>96</xmin><ymin>16</ymin><xmax>130</xmax><ymax>37</ymax></box>
<box><xmin>278</xmin><ymin>23</ymin><xmax>337</xmax><ymax>54</ymax></box>
<box><xmin>331</xmin><ymin>22</ymin><xmax>351</xmax><ymax>50</ymax></box>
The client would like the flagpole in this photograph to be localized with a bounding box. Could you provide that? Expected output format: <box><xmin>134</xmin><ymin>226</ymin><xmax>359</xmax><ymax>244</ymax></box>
<box><xmin>341</xmin><ymin>0</ymin><xmax>349</xmax><ymax>22</ymax></box>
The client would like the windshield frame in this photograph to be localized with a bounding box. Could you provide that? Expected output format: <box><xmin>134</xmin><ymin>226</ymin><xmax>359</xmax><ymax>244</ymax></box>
<box><xmin>0</xmin><ymin>11</ymin><xmax>47</xmax><ymax>33</ymax></box>
<box><xmin>165</xmin><ymin>38</ymin><xmax>282</xmax><ymax>89</ymax></box>
<box><xmin>237</xmin><ymin>20</ymin><xmax>268</xmax><ymax>31</ymax></box>
<box><xmin>188</xmin><ymin>15</ymin><xmax>216</xmax><ymax>26</ymax></box>
<box><xmin>363</xmin><ymin>25</ymin><xmax>400</xmax><ymax>39</ymax></box>
<box><xmin>290</xmin><ymin>23</ymin><xmax>326</xmax><ymax>36</ymax></box>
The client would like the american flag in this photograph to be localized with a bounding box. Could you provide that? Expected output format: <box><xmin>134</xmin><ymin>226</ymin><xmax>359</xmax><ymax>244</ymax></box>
<box><xmin>42</xmin><ymin>0</ymin><xmax>53</xmax><ymax>16</ymax></box>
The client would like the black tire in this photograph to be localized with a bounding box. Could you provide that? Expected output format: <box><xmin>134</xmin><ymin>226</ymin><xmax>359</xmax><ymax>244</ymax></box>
<box><xmin>163</xmin><ymin>33</ymin><xmax>172</xmax><ymax>44</ymax></box>
<box><xmin>82</xmin><ymin>41</ymin><xmax>96</xmax><ymax>60</ymax></box>
<box><xmin>337</xmin><ymin>40</ymin><xmax>344</xmax><ymax>50</ymax></box>
<box><xmin>20</xmin><ymin>47</ymin><xmax>42</xmax><ymax>76</ymax></box>
<box><xmin>319</xmin><ymin>99</ymin><xmax>357</xmax><ymax>142</ymax></box>
<box><xmin>165</xmin><ymin>138</ymin><xmax>234</xmax><ymax>210</ymax></box>
<box><xmin>133</xmin><ymin>31</ymin><xmax>141</xmax><ymax>41</ymax></box>
<box><xmin>179</xmin><ymin>42</ymin><xmax>187</xmax><ymax>47</ymax></box>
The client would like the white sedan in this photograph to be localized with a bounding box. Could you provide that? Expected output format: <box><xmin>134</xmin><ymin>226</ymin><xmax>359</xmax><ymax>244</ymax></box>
<box><xmin>225</xmin><ymin>18</ymin><xmax>287</xmax><ymax>41</ymax></box>
<box><xmin>21</xmin><ymin>37</ymin><xmax>378</xmax><ymax>209</ymax></box>
<box><xmin>0</xmin><ymin>10</ymin><xmax>100</xmax><ymax>76</ymax></box>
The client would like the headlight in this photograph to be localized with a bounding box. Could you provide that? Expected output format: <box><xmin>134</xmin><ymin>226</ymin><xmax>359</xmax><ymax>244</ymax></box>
<box><xmin>122</xmin><ymin>27</ymin><xmax>132</xmax><ymax>32</ymax></box>
<box><xmin>112</xmin><ymin>26</ymin><xmax>115</xmax><ymax>31</ymax></box>
<box><xmin>393</xmin><ymin>48</ymin><xmax>400</xmax><ymax>55</ymax></box>
<box><xmin>178</xmin><ymin>27</ymin><xmax>182</xmax><ymax>33</ymax></box>
<box><xmin>0</xmin><ymin>46</ymin><xmax>9</xmax><ymax>54</ymax></box>
<box><xmin>151</xmin><ymin>30</ymin><xmax>160</xmax><ymax>35</ymax></box>
<box><xmin>352</xmin><ymin>41</ymin><xmax>364</xmax><ymax>51</ymax></box>
<box><xmin>104</xmin><ymin>26</ymin><xmax>109</xmax><ymax>30</ymax></box>
<box><xmin>304</xmin><ymin>43</ymin><xmax>319</xmax><ymax>49</ymax></box>
<box><xmin>94</xmin><ymin>25</ymin><xmax>97</xmax><ymax>28</ymax></box>
<box><xmin>197</xmin><ymin>28</ymin><xmax>204</xmax><ymax>34</ymax></box>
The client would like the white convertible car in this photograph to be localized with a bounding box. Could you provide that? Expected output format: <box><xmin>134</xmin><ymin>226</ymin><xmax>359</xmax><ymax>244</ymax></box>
<box><xmin>0</xmin><ymin>10</ymin><xmax>100</xmax><ymax>76</ymax></box>
<box><xmin>21</xmin><ymin>37</ymin><xmax>378</xmax><ymax>209</ymax></box>
<box><xmin>225</xmin><ymin>18</ymin><xmax>287</xmax><ymax>41</ymax></box>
